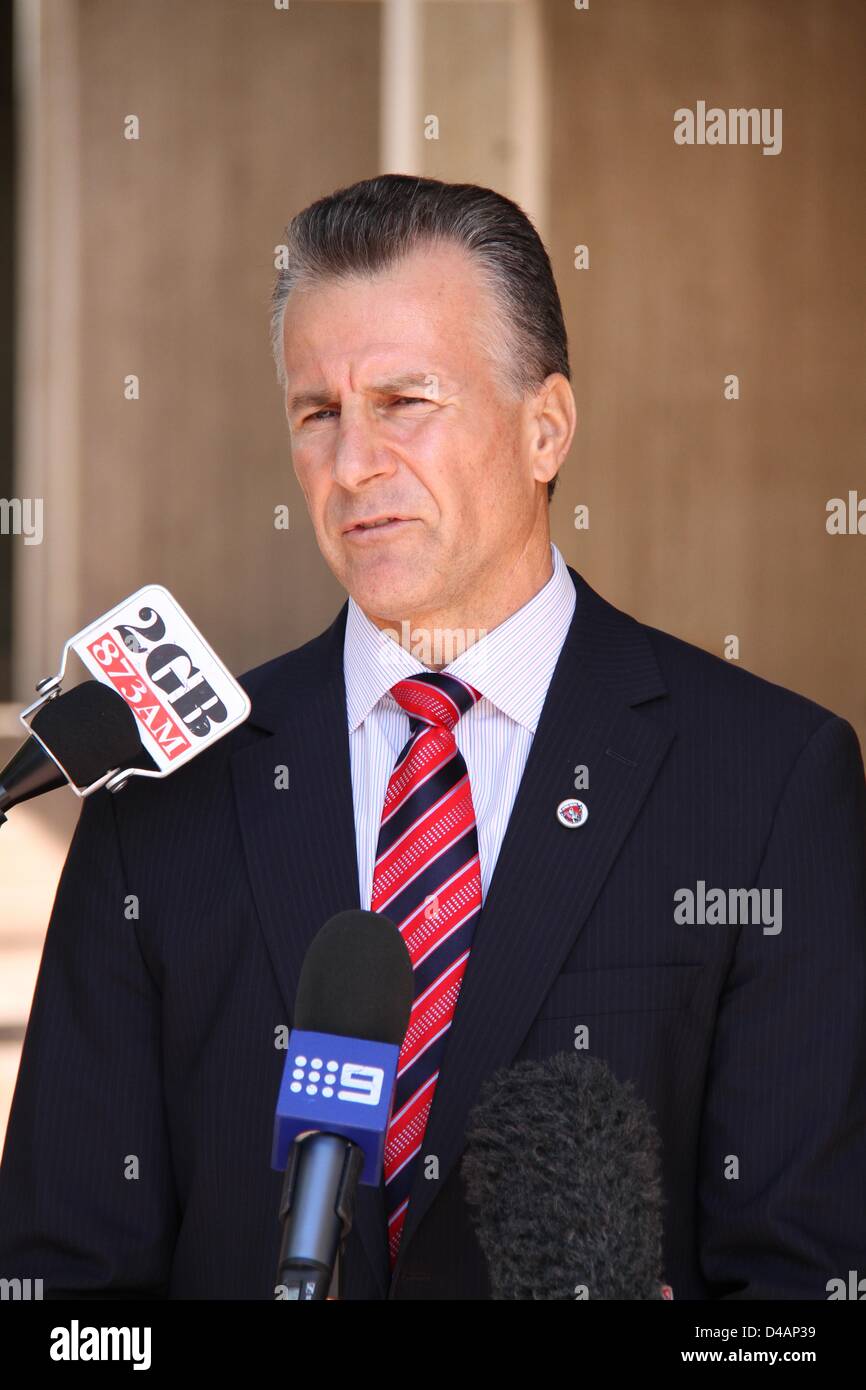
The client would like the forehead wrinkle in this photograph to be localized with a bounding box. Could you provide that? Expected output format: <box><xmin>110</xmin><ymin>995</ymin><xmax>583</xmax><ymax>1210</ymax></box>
<box><xmin>287</xmin><ymin>369</ymin><xmax>454</xmax><ymax>415</ymax></box>
<box><xmin>370</xmin><ymin>371</ymin><xmax>451</xmax><ymax>394</ymax></box>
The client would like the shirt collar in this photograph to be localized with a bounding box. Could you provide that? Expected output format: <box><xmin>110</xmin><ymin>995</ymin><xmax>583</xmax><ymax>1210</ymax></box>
<box><xmin>344</xmin><ymin>541</ymin><xmax>576</xmax><ymax>735</ymax></box>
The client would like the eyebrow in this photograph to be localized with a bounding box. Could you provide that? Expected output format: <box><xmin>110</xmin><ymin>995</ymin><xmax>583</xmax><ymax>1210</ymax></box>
<box><xmin>287</xmin><ymin>372</ymin><xmax>447</xmax><ymax>416</ymax></box>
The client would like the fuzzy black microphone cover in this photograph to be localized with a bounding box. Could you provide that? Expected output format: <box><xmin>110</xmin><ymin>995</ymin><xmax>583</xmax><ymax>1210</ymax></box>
<box><xmin>461</xmin><ymin>1051</ymin><xmax>666</xmax><ymax>1300</ymax></box>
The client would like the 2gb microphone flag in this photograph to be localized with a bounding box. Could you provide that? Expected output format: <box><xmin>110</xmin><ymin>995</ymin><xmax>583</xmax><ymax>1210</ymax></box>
<box><xmin>69</xmin><ymin>584</ymin><xmax>251</xmax><ymax>774</ymax></box>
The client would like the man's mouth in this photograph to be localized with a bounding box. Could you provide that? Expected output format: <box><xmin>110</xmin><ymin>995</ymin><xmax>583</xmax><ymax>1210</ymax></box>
<box><xmin>344</xmin><ymin>517</ymin><xmax>415</xmax><ymax>538</ymax></box>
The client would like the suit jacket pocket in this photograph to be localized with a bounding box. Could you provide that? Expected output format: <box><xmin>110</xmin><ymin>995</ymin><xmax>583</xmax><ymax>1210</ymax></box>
<box><xmin>534</xmin><ymin>963</ymin><xmax>704</xmax><ymax>1020</ymax></box>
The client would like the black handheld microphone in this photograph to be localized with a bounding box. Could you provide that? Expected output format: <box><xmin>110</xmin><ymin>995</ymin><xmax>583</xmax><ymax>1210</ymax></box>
<box><xmin>462</xmin><ymin>1051</ymin><xmax>670</xmax><ymax>1300</ymax></box>
<box><xmin>0</xmin><ymin>682</ymin><xmax>144</xmax><ymax>825</ymax></box>
<box><xmin>273</xmin><ymin>909</ymin><xmax>413</xmax><ymax>1301</ymax></box>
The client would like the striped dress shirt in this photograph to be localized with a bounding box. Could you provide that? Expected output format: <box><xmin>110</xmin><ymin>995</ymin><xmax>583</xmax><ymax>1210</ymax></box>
<box><xmin>344</xmin><ymin>540</ymin><xmax>577</xmax><ymax>911</ymax></box>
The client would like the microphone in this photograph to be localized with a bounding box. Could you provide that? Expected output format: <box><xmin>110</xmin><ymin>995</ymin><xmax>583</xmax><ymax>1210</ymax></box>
<box><xmin>271</xmin><ymin>909</ymin><xmax>413</xmax><ymax>1301</ymax></box>
<box><xmin>461</xmin><ymin>1051</ymin><xmax>671</xmax><ymax>1300</ymax></box>
<box><xmin>0</xmin><ymin>682</ymin><xmax>144</xmax><ymax>824</ymax></box>
<box><xmin>0</xmin><ymin>583</ymin><xmax>251</xmax><ymax>825</ymax></box>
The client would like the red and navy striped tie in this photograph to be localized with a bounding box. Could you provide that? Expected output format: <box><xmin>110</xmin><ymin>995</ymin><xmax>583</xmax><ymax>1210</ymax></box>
<box><xmin>374</xmin><ymin>670</ymin><xmax>483</xmax><ymax>1269</ymax></box>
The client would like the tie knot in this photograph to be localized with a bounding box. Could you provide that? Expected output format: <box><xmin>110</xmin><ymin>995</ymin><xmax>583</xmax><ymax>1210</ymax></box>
<box><xmin>389</xmin><ymin>671</ymin><xmax>482</xmax><ymax>732</ymax></box>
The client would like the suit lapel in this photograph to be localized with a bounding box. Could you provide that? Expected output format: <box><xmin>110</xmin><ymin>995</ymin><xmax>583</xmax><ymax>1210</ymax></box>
<box><xmin>230</xmin><ymin>567</ymin><xmax>675</xmax><ymax>1296</ymax></box>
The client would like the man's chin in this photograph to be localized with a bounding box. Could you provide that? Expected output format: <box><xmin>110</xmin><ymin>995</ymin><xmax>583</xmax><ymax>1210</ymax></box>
<box><xmin>350</xmin><ymin>582</ymin><xmax>427</xmax><ymax>627</ymax></box>
<box><xmin>340</xmin><ymin>565</ymin><xmax>433</xmax><ymax>625</ymax></box>
<box><xmin>322</xmin><ymin>529</ymin><xmax>445</xmax><ymax>618</ymax></box>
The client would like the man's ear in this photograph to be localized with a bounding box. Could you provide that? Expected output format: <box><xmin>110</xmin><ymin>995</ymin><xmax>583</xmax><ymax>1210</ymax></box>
<box><xmin>526</xmin><ymin>373</ymin><xmax>577</xmax><ymax>490</ymax></box>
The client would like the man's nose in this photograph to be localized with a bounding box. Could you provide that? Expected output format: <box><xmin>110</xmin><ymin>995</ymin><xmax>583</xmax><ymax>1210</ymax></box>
<box><xmin>331</xmin><ymin>409</ymin><xmax>396</xmax><ymax>488</ymax></box>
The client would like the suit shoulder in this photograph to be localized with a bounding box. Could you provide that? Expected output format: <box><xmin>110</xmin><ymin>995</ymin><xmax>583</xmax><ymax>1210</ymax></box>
<box><xmin>572</xmin><ymin>566</ymin><xmax>845</xmax><ymax>745</ymax></box>
<box><xmin>638</xmin><ymin>616</ymin><xmax>843</xmax><ymax>740</ymax></box>
<box><xmin>236</xmin><ymin>620</ymin><xmax>338</xmax><ymax>703</ymax></box>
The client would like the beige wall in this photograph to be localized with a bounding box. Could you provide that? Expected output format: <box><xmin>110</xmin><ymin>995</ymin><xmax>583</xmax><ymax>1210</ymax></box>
<box><xmin>544</xmin><ymin>0</ymin><xmax>866</xmax><ymax>738</ymax></box>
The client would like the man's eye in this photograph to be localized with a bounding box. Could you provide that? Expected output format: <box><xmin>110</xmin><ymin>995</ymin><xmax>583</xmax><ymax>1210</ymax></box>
<box><xmin>302</xmin><ymin>397</ymin><xmax>430</xmax><ymax>424</ymax></box>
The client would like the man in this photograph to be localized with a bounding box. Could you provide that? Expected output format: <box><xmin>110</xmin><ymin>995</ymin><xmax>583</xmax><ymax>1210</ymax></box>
<box><xmin>1</xmin><ymin>173</ymin><xmax>864</xmax><ymax>1299</ymax></box>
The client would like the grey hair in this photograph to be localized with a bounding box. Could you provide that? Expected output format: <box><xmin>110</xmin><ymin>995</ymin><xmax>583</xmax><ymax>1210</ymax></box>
<box><xmin>269</xmin><ymin>174</ymin><xmax>570</xmax><ymax>502</ymax></box>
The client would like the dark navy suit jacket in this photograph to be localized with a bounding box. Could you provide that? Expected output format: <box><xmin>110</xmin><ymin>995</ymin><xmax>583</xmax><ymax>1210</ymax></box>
<box><xmin>1</xmin><ymin>565</ymin><xmax>865</xmax><ymax>1299</ymax></box>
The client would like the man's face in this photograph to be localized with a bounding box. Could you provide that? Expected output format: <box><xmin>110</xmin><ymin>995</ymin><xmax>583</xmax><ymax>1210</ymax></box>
<box><xmin>281</xmin><ymin>240</ymin><xmax>558</xmax><ymax>625</ymax></box>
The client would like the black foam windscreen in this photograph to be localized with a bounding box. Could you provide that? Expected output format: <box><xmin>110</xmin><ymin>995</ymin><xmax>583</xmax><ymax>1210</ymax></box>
<box><xmin>462</xmin><ymin>1051</ymin><xmax>665</xmax><ymax>1300</ymax></box>
<box><xmin>31</xmin><ymin>681</ymin><xmax>143</xmax><ymax>786</ymax></box>
<box><xmin>294</xmin><ymin>910</ymin><xmax>414</xmax><ymax>1046</ymax></box>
